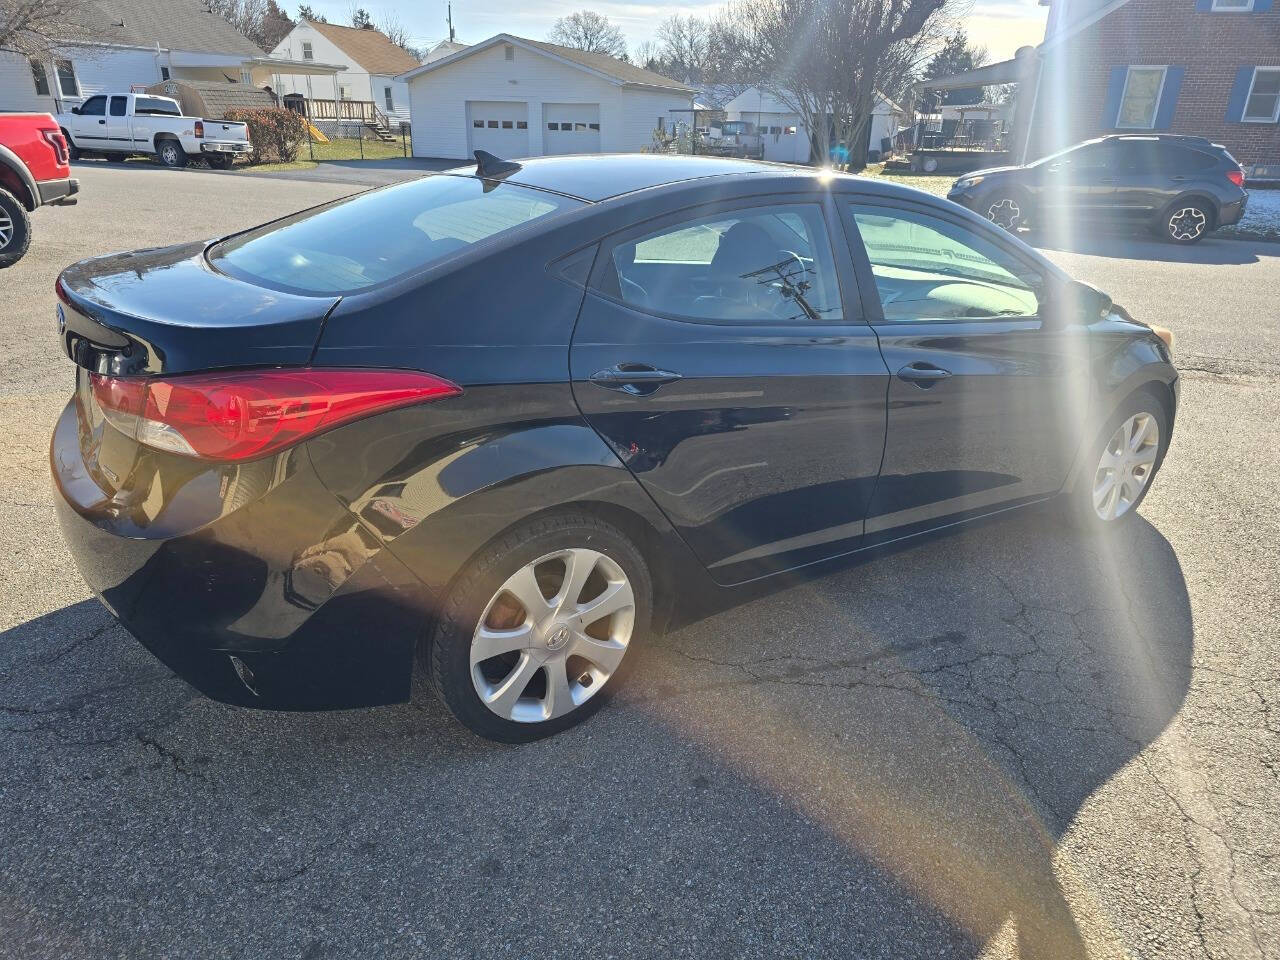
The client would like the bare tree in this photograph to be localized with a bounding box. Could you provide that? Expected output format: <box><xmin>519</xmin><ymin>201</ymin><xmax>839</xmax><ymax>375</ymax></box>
<box><xmin>0</xmin><ymin>0</ymin><xmax>96</xmax><ymax>58</ymax></box>
<box><xmin>548</xmin><ymin>10</ymin><xmax>627</xmax><ymax>59</ymax></box>
<box><xmin>726</xmin><ymin>0</ymin><xmax>953</xmax><ymax>167</ymax></box>
<box><xmin>376</xmin><ymin>9</ymin><xmax>420</xmax><ymax>58</ymax></box>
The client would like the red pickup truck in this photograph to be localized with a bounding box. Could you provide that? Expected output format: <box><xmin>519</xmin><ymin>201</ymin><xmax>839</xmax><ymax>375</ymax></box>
<box><xmin>0</xmin><ymin>113</ymin><xmax>79</xmax><ymax>268</ymax></box>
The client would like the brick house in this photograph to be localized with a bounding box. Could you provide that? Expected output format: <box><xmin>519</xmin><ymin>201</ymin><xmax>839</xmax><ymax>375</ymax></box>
<box><xmin>1027</xmin><ymin>0</ymin><xmax>1280</xmax><ymax>175</ymax></box>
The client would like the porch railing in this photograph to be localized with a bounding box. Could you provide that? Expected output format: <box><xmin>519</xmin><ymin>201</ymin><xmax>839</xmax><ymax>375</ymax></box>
<box><xmin>306</xmin><ymin>98</ymin><xmax>378</xmax><ymax>123</ymax></box>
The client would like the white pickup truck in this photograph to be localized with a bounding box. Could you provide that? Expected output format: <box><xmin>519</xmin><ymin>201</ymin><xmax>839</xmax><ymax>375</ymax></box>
<box><xmin>57</xmin><ymin>93</ymin><xmax>252</xmax><ymax>170</ymax></box>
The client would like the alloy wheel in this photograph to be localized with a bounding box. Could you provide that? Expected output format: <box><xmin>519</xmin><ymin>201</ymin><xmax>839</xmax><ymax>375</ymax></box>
<box><xmin>470</xmin><ymin>548</ymin><xmax>635</xmax><ymax>723</ymax></box>
<box><xmin>985</xmin><ymin>197</ymin><xmax>1022</xmax><ymax>231</ymax></box>
<box><xmin>0</xmin><ymin>208</ymin><xmax>11</xmax><ymax>249</ymax></box>
<box><xmin>1092</xmin><ymin>412</ymin><xmax>1160</xmax><ymax>521</ymax></box>
<box><xmin>1168</xmin><ymin>207</ymin><xmax>1207</xmax><ymax>242</ymax></box>
<box><xmin>161</xmin><ymin>144</ymin><xmax>179</xmax><ymax>166</ymax></box>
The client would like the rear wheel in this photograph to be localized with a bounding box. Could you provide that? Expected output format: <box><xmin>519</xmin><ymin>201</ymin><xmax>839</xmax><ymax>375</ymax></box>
<box><xmin>1069</xmin><ymin>392</ymin><xmax>1169</xmax><ymax>530</ymax></box>
<box><xmin>0</xmin><ymin>187</ymin><xmax>32</xmax><ymax>269</ymax></box>
<box><xmin>421</xmin><ymin>513</ymin><xmax>652</xmax><ymax>742</ymax></box>
<box><xmin>155</xmin><ymin>138</ymin><xmax>187</xmax><ymax>169</ymax></box>
<box><xmin>1163</xmin><ymin>201</ymin><xmax>1211</xmax><ymax>244</ymax></box>
<box><xmin>205</xmin><ymin>154</ymin><xmax>232</xmax><ymax>170</ymax></box>
<box><xmin>61</xmin><ymin>130</ymin><xmax>80</xmax><ymax>162</ymax></box>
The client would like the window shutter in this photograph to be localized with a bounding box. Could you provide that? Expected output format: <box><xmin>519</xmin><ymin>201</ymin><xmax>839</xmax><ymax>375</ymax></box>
<box><xmin>1193</xmin><ymin>0</ymin><xmax>1213</xmax><ymax>9</ymax></box>
<box><xmin>1154</xmin><ymin>67</ymin><xmax>1185</xmax><ymax>129</ymax></box>
<box><xmin>1101</xmin><ymin>66</ymin><xmax>1128</xmax><ymax>128</ymax></box>
<box><xmin>1225</xmin><ymin>66</ymin><xmax>1255</xmax><ymax>122</ymax></box>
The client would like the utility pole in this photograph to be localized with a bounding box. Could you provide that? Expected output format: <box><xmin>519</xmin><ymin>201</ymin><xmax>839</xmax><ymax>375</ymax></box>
<box><xmin>447</xmin><ymin>1</ymin><xmax>455</xmax><ymax>42</ymax></box>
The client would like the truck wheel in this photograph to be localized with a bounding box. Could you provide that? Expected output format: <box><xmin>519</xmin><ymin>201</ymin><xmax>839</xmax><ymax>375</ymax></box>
<box><xmin>0</xmin><ymin>188</ymin><xmax>33</xmax><ymax>269</ymax></box>
<box><xmin>205</xmin><ymin>154</ymin><xmax>232</xmax><ymax>170</ymax></box>
<box><xmin>61</xmin><ymin>130</ymin><xmax>80</xmax><ymax>162</ymax></box>
<box><xmin>156</xmin><ymin>139</ymin><xmax>187</xmax><ymax>169</ymax></box>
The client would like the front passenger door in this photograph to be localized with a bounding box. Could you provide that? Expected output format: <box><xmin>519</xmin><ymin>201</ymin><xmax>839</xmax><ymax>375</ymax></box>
<box><xmin>73</xmin><ymin>95</ymin><xmax>108</xmax><ymax>148</ymax></box>
<box><xmin>841</xmin><ymin>198</ymin><xmax>1092</xmax><ymax>542</ymax></box>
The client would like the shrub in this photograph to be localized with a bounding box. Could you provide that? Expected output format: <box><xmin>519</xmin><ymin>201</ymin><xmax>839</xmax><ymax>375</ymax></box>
<box><xmin>224</xmin><ymin>107</ymin><xmax>307</xmax><ymax>164</ymax></box>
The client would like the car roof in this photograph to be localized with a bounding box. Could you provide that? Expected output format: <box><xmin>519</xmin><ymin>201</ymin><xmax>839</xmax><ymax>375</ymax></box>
<box><xmin>450</xmin><ymin>153</ymin><xmax>803</xmax><ymax>202</ymax></box>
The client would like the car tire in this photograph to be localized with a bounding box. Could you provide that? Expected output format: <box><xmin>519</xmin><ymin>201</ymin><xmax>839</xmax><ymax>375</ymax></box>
<box><xmin>979</xmin><ymin>188</ymin><xmax>1031</xmax><ymax>233</ymax></box>
<box><xmin>0</xmin><ymin>187</ymin><xmax>32</xmax><ymax>269</ymax></box>
<box><xmin>155</xmin><ymin>138</ymin><xmax>187</xmax><ymax>169</ymax></box>
<box><xmin>420</xmin><ymin>512</ymin><xmax>653</xmax><ymax>743</ymax></box>
<box><xmin>1068</xmin><ymin>390</ymin><xmax>1170</xmax><ymax>531</ymax></box>
<box><xmin>60</xmin><ymin>130</ymin><xmax>80</xmax><ymax>162</ymax></box>
<box><xmin>1162</xmin><ymin>200</ymin><xmax>1212</xmax><ymax>244</ymax></box>
<box><xmin>205</xmin><ymin>154</ymin><xmax>232</xmax><ymax>170</ymax></box>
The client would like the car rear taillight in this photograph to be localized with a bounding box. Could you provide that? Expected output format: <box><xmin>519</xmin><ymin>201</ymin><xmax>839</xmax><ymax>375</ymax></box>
<box><xmin>1227</xmin><ymin>169</ymin><xmax>1245</xmax><ymax>188</ymax></box>
<box><xmin>194</xmin><ymin>120</ymin><xmax>204</xmax><ymax>138</ymax></box>
<box><xmin>41</xmin><ymin>128</ymin><xmax>69</xmax><ymax>166</ymax></box>
<box><xmin>88</xmin><ymin>368</ymin><xmax>461</xmax><ymax>461</ymax></box>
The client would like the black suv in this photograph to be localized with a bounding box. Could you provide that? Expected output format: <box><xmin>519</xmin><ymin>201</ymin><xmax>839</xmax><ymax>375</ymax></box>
<box><xmin>947</xmin><ymin>135</ymin><xmax>1248</xmax><ymax>244</ymax></box>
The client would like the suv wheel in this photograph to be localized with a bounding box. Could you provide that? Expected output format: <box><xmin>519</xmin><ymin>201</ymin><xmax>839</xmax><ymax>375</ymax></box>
<box><xmin>1164</xmin><ymin>201</ymin><xmax>1211</xmax><ymax>244</ymax></box>
<box><xmin>981</xmin><ymin>191</ymin><xmax>1028</xmax><ymax>233</ymax></box>
<box><xmin>0</xmin><ymin>188</ymin><xmax>32</xmax><ymax>269</ymax></box>
<box><xmin>421</xmin><ymin>513</ymin><xmax>652</xmax><ymax>742</ymax></box>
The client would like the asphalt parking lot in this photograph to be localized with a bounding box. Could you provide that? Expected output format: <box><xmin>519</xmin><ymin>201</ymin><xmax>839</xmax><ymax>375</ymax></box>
<box><xmin>2</xmin><ymin>163</ymin><xmax>1278</xmax><ymax>960</ymax></box>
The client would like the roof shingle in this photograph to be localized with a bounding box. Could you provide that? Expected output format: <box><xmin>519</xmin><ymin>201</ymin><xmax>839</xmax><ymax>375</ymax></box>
<box><xmin>306</xmin><ymin>21</ymin><xmax>420</xmax><ymax>76</ymax></box>
<box><xmin>81</xmin><ymin>0</ymin><xmax>264</xmax><ymax>56</ymax></box>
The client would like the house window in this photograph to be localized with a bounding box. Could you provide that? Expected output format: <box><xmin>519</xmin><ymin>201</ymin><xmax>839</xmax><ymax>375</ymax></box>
<box><xmin>160</xmin><ymin>66</ymin><xmax>170</xmax><ymax>80</ymax></box>
<box><xmin>588</xmin><ymin>122</ymin><xmax>599</xmax><ymax>130</ymax></box>
<box><xmin>1117</xmin><ymin>66</ymin><xmax>1167</xmax><ymax>129</ymax></box>
<box><xmin>1211</xmin><ymin>0</ymin><xmax>1254</xmax><ymax>9</ymax></box>
<box><xmin>29</xmin><ymin>59</ymin><xmax>50</xmax><ymax>96</ymax></box>
<box><xmin>55</xmin><ymin>59</ymin><xmax>78</xmax><ymax>97</ymax></box>
<box><xmin>302</xmin><ymin>41</ymin><xmax>313</xmax><ymax>60</ymax></box>
<box><xmin>338</xmin><ymin>84</ymin><xmax>351</xmax><ymax>100</ymax></box>
<box><xmin>473</xmin><ymin>120</ymin><xmax>484</xmax><ymax>128</ymax></box>
<box><xmin>516</xmin><ymin>120</ymin><xmax>527</xmax><ymax>129</ymax></box>
<box><xmin>574</xmin><ymin>122</ymin><xmax>587</xmax><ymax>131</ymax></box>
<box><xmin>504</xmin><ymin>44</ymin><xmax>515</xmax><ymax>61</ymax></box>
<box><xmin>384</xmin><ymin>86</ymin><xmax>393</xmax><ymax>112</ymax></box>
<box><xmin>501</xmin><ymin>120</ymin><xmax>513</xmax><ymax>129</ymax></box>
<box><xmin>1243</xmin><ymin>67</ymin><xmax>1280</xmax><ymax>122</ymax></box>
<box><xmin>488</xmin><ymin>120</ymin><xmax>498</xmax><ymax>128</ymax></box>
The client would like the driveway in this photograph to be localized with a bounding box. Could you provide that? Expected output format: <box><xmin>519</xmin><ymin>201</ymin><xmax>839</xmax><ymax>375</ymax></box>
<box><xmin>1</xmin><ymin>164</ymin><xmax>1277</xmax><ymax>959</ymax></box>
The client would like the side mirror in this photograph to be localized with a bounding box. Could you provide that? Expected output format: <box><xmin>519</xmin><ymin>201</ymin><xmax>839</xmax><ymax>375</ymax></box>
<box><xmin>1043</xmin><ymin>279</ymin><xmax>1112</xmax><ymax>329</ymax></box>
<box><xmin>70</xmin><ymin>106</ymin><xmax>80</xmax><ymax>115</ymax></box>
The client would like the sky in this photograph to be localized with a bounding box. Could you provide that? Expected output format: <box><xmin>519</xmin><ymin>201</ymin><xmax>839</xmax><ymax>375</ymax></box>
<box><xmin>306</xmin><ymin>0</ymin><xmax>1049</xmax><ymax>64</ymax></box>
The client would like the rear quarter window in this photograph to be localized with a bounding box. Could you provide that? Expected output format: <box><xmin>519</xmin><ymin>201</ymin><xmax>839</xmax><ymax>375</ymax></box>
<box><xmin>210</xmin><ymin>175</ymin><xmax>584</xmax><ymax>295</ymax></box>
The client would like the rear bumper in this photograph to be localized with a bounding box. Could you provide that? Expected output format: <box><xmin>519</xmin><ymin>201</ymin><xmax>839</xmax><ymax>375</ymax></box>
<box><xmin>51</xmin><ymin>397</ymin><xmax>433</xmax><ymax>710</ymax></box>
<box><xmin>200</xmin><ymin>141</ymin><xmax>253</xmax><ymax>155</ymax></box>
<box><xmin>1218</xmin><ymin>194</ymin><xmax>1247</xmax><ymax>228</ymax></box>
<box><xmin>37</xmin><ymin>177</ymin><xmax>79</xmax><ymax>206</ymax></box>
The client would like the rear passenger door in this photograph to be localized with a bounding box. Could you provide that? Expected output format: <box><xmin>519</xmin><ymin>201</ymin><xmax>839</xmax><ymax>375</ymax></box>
<box><xmin>570</xmin><ymin>196</ymin><xmax>889</xmax><ymax>585</ymax></box>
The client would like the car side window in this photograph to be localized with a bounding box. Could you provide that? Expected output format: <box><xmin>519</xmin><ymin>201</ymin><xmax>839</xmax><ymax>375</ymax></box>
<box><xmin>605</xmin><ymin>203</ymin><xmax>843</xmax><ymax>323</ymax></box>
<box><xmin>109</xmin><ymin>96</ymin><xmax>127</xmax><ymax>117</ymax></box>
<box><xmin>848</xmin><ymin>204</ymin><xmax>1042</xmax><ymax>323</ymax></box>
<box><xmin>80</xmin><ymin>96</ymin><xmax>106</xmax><ymax>116</ymax></box>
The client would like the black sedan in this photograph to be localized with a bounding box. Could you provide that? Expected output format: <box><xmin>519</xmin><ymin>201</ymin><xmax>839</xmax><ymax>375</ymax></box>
<box><xmin>947</xmin><ymin>134</ymin><xmax>1248</xmax><ymax>244</ymax></box>
<box><xmin>52</xmin><ymin>152</ymin><xmax>1178</xmax><ymax>742</ymax></box>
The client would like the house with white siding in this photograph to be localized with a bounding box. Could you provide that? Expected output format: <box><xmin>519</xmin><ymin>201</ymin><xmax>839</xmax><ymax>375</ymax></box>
<box><xmin>0</xmin><ymin>0</ymin><xmax>329</xmax><ymax>115</ymax></box>
<box><xmin>397</xmin><ymin>34</ymin><xmax>696</xmax><ymax>160</ymax></box>
<box><xmin>267</xmin><ymin>21</ymin><xmax>419</xmax><ymax>127</ymax></box>
<box><xmin>722</xmin><ymin>86</ymin><xmax>906</xmax><ymax>164</ymax></box>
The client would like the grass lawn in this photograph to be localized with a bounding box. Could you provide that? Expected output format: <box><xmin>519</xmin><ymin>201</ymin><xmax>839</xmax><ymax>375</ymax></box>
<box><xmin>305</xmin><ymin>137</ymin><xmax>407</xmax><ymax>162</ymax></box>
<box><xmin>235</xmin><ymin>159</ymin><xmax>318</xmax><ymax>174</ymax></box>
<box><xmin>856</xmin><ymin>163</ymin><xmax>952</xmax><ymax>198</ymax></box>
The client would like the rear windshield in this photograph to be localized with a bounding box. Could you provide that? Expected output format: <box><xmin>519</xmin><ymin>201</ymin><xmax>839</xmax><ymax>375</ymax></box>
<box><xmin>134</xmin><ymin>96</ymin><xmax>181</xmax><ymax>116</ymax></box>
<box><xmin>210</xmin><ymin>175</ymin><xmax>585</xmax><ymax>294</ymax></box>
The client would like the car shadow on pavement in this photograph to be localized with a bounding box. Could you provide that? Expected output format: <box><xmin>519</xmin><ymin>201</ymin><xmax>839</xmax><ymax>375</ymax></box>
<box><xmin>0</xmin><ymin>509</ymin><xmax>1191</xmax><ymax>959</ymax></box>
<box><xmin>1028</xmin><ymin>226</ymin><xmax>1275</xmax><ymax>263</ymax></box>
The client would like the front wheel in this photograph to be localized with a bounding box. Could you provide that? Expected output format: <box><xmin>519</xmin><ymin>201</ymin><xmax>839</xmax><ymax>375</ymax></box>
<box><xmin>421</xmin><ymin>513</ymin><xmax>653</xmax><ymax>742</ymax></box>
<box><xmin>1069</xmin><ymin>392</ymin><xmax>1169</xmax><ymax>530</ymax></box>
<box><xmin>1163</xmin><ymin>201</ymin><xmax>1211</xmax><ymax>244</ymax></box>
<box><xmin>155</xmin><ymin>139</ymin><xmax>187</xmax><ymax>168</ymax></box>
<box><xmin>980</xmin><ymin>189</ymin><xmax>1029</xmax><ymax>233</ymax></box>
<box><xmin>0</xmin><ymin>187</ymin><xmax>32</xmax><ymax>268</ymax></box>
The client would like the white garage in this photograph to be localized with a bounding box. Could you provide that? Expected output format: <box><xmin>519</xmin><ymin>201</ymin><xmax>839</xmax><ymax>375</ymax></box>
<box><xmin>399</xmin><ymin>34</ymin><xmax>694</xmax><ymax>161</ymax></box>
<box><xmin>466</xmin><ymin>100</ymin><xmax>530</xmax><ymax>156</ymax></box>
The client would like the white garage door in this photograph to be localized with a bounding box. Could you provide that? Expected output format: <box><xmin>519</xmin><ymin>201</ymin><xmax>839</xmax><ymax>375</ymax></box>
<box><xmin>466</xmin><ymin>101</ymin><xmax>529</xmax><ymax>158</ymax></box>
<box><xmin>542</xmin><ymin>103</ymin><xmax>601</xmax><ymax>155</ymax></box>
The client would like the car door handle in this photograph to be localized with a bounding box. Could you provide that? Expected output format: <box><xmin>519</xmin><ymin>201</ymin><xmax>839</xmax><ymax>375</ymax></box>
<box><xmin>590</xmin><ymin>363</ymin><xmax>683</xmax><ymax>396</ymax></box>
<box><xmin>897</xmin><ymin>362</ymin><xmax>951</xmax><ymax>387</ymax></box>
<box><xmin>98</xmin><ymin>119</ymin><xmax>106</xmax><ymax>124</ymax></box>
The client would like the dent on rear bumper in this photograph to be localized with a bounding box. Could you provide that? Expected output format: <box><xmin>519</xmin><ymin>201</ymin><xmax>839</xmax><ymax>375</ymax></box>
<box><xmin>51</xmin><ymin>399</ymin><xmax>435</xmax><ymax>709</ymax></box>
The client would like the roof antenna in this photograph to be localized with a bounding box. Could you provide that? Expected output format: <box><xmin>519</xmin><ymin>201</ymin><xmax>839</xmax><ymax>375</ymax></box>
<box><xmin>474</xmin><ymin>150</ymin><xmax>522</xmax><ymax>178</ymax></box>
